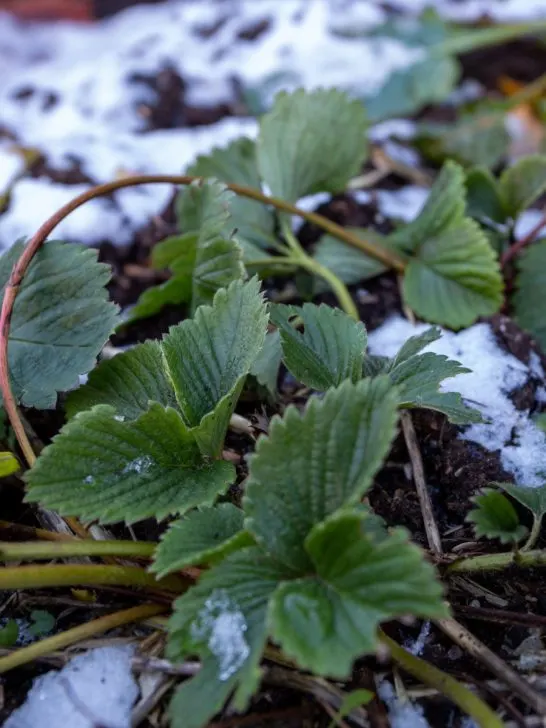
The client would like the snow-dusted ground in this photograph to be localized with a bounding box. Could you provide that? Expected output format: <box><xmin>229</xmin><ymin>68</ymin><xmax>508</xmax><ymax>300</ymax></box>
<box><xmin>369</xmin><ymin>318</ymin><xmax>546</xmax><ymax>486</ymax></box>
<box><xmin>5</xmin><ymin>646</ymin><xmax>138</xmax><ymax>728</ymax></box>
<box><xmin>1</xmin><ymin>0</ymin><xmax>546</xmax><ymax>249</ymax></box>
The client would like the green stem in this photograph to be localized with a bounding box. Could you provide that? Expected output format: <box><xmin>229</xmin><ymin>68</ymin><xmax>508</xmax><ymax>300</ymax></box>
<box><xmin>435</xmin><ymin>20</ymin><xmax>546</xmax><ymax>57</ymax></box>
<box><xmin>447</xmin><ymin>548</ymin><xmax>546</xmax><ymax>574</ymax></box>
<box><xmin>0</xmin><ymin>563</ymin><xmax>187</xmax><ymax>592</ymax></box>
<box><xmin>245</xmin><ymin>257</ymin><xmax>299</xmax><ymax>269</ymax></box>
<box><xmin>522</xmin><ymin>515</ymin><xmax>543</xmax><ymax>552</ymax></box>
<box><xmin>0</xmin><ymin>603</ymin><xmax>166</xmax><ymax>674</ymax></box>
<box><xmin>0</xmin><ymin>539</ymin><xmax>155</xmax><ymax>562</ymax></box>
<box><xmin>282</xmin><ymin>220</ymin><xmax>307</xmax><ymax>256</ymax></box>
<box><xmin>297</xmin><ymin>255</ymin><xmax>359</xmax><ymax>320</ymax></box>
<box><xmin>379</xmin><ymin>630</ymin><xmax>504</xmax><ymax>728</ymax></box>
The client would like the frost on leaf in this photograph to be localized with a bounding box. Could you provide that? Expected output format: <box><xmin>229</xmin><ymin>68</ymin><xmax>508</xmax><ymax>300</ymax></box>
<box><xmin>191</xmin><ymin>589</ymin><xmax>250</xmax><ymax>682</ymax></box>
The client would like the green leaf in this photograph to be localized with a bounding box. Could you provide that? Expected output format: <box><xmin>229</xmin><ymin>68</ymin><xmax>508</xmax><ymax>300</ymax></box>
<box><xmin>0</xmin><ymin>451</ymin><xmax>19</xmax><ymax>477</ymax></box>
<box><xmin>270</xmin><ymin>303</ymin><xmax>367</xmax><ymax>391</ymax></box>
<box><xmin>125</xmin><ymin>275</ymin><xmax>189</xmax><ymax>323</ymax></box>
<box><xmin>167</xmin><ymin>547</ymin><xmax>294</xmax><ymax>728</ymax></box>
<box><xmin>28</xmin><ymin>609</ymin><xmax>55</xmax><ymax>637</ymax></box>
<box><xmin>388</xmin><ymin>329</ymin><xmax>480</xmax><ymax>423</ymax></box>
<box><xmin>130</xmin><ymin>181</ymin><xmax>245</xmax><ymax>322</ymax></box>
<box><xmin>0</xmin><ymin>241</ymin><xmax>118</xmax><ymax>409</ymax></box>
<box><xmin>394</xmin><ymin>163</ymin><xmax>504</xmax><ymax>329</ymax></box>
<box><xmin>496</xmin><ymin>482</ymin><xmax>546</xmax><ymax>520</ymax></box>
<box><xmin>0</xmin><ymin>619</ymin><xmax>18</xmax><ymax>647</ymax></box>
<box><xmin>244</xmin><ymin>377</ymin><xmax>399</xmax><ymax>571</ymax></box>
<box><xmin>269</xmin><ymin>512</ymin><xmax>447</xmax><ymax>677</ymax></box>
<box><xmin>153</xmin><ymin>504</ymin><xmax>253</xmax><ymax>577</ymax></box>
<box><xmin>415</xmin><ymin>110</ymin><xmax>509</xmax><ymax>169</ymax></box>
<box><xmin>402</xmin><ymin>218</ymin><xmax>503</xmax><ymax>328</ymax></box>
<box><xmin>66</xmin><ymin>340</ymin><xmax>177</xmax><ymax>420</ymax></box>
<box><xmin>249</xmin><ymin>329</ymin><xmax>282</xmax><ymax>397</ymax></box>
<box><xmin>513</xmin><ymin>241</ymin><xmax>546</xmax><ymax>350</ymax></box>
<box><xmin>364</xmin><ymin>55</ymin><xmax>459</xmax><ymax>122</ymax></box>
<box><xmin>162</xmin><ymin>277</ymin><xmax>268</xmax><ymax>456</ymax></box>
<box><xmin>187</xmin><ymin>137</ymin><xmax>276</xmax><ymax>253</ymax></box>
<box><xmin>392</xmin><ymin>352</ymin><xmax>480</xmax><ymax>424</ymax></box>
<box><xmin>364</xmin><ymin>328</ymin><xmax>480</xmax><ymax>423</ymax></box>
<box><xmin>467</xmin><ymin>488</ymin><xmax>528</xmax><ymax>544</ymax></box>
<box><xmin>330</xmin><ymin>689</ymin><xmax>374</xmax><ymax>727</ymax></box>
<box><xmin>500</xmin><ymin>155</ymin><xmax>546</xmax><ymax>218</ymax></box>
<box><xmin>25</xmin><ymin>403</ymin><xmax>234</xmax><ymax>524</ymax></box>
<box><xmin>465</xmin><ymin>166</ymin><xmax>507</xmax><ymax>225</ymax></box>
<box><xmin>390</xmin><ymin>161</ymin><xmax>467</xmax><ymax>254</ymax></box>
<box><xmin>312</xmin><ymin>229</ymin><xmax>395</xmax><ymax>287</ymax></box>
<box><xmin>257</xmin><ymin>88</ymin><xmax>368</xmax><ymax>203</ymax></box>
<box><xmin>359</xmin><ymin>8</ymin><xmax>447</xmax><ymax>47</ymax></box>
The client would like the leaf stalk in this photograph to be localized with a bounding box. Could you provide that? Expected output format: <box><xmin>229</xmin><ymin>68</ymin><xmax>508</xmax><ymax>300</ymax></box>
<box><xmin>0</xmin><ymin>539</ymin><xmax>156</xmax><ymax>562</ymax></box>
<box><xmin>447</xmin><ymin>547</ymin><xmax>546</xmax><ymax>573</ymax></box>
<box><xmin>0</xmin><ymin>563</ymin><xmax>187</xmax><ymax>592</ymax></box>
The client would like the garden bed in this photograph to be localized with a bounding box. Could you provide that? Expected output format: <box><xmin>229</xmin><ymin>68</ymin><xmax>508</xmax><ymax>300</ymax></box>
<box><xmin>3</xmin><ymin>2</ymin><xmax>546</xmax><ymax>727</ymax></box>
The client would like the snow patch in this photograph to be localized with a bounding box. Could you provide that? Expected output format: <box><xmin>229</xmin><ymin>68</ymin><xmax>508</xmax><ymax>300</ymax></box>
<box><xmin>191</xmin><ymin>588</ymin><xmax>250</xmax><ymax>681</ymax></box>
<box><xmin>368</xmin><ymin>316</ymin><xmax>546</xmax><ymax>485</ymax></box>
<box><xmin>4</xmin><ymin>646</ymin><xmax>138</xmax><ymax>728</ymax></box>
<box><xmin>376</xmin><ymin>186</ymin><xmax>429</xmax><ymax>222</ymax></box>
<box><xmin>378</xmin><ymin>681</ymin><xmax>430</xmax><ymax>728</ymax></box>
<box><xmin>0</xmin><ymin>145</ymin><xmax>24</xmax><ymax>191</ymax></box>
<box><xmin>0</xmin><ymin>0</ymin><xmax>425</xmax><ymax>250</ymax></box>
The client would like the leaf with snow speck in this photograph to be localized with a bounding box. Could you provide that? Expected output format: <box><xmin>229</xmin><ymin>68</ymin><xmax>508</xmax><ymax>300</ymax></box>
<box><xmin>25</xmin><ymin>403</ymin><xmax>234</xmax><ymax>524</ymax></box>
<box><xmin>167</xmin><ymin>547</ymin><xmax>293</xmax><ymax>728</ymax></box>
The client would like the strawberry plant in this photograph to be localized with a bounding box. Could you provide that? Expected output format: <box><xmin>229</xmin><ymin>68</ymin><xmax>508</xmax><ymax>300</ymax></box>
<box><xmin>4</xmin><ymin>84</ymin><xmax>546</xmax><ymax>727</ymax></box>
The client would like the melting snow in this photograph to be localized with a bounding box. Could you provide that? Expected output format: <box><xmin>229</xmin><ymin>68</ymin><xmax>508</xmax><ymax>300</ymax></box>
<box><xmin>121</xmin><ymin>455</ymin><xmax>154</xmax><ymax>475</ymax></box>
<box><xmin>368</xmin><ymin>316</ymin><xmax>546</xmax><ymax>486</ymax></box>
<box><xmin>378</xmin><ymin>681</ymin><xmax>430</xmax><ymax>728</ymax></box>
<box><xmin>191</xmin><ymin>588</ymin><xmax>250</xmax><ymax>681</ymax></box>
<box><xmin>4</xmin><ymin>646</ymin><xmax>138</xmax><ymax>728</ymax></box>
<box><xmin>0</xmin><ymin>0</ymin><xmax>424</xmax><ymax>250</ymax></box>
<box><xmin>376</xmin><ymin>186</ymin><xmax>429</xmax><ymax>222</ymax></box>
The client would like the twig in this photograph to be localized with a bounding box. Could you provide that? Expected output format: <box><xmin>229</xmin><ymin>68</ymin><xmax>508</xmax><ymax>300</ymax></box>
<box><xmin>400</xmin><ymin>411</ymin><xmax>443</xmax><ymax>556</ymax></box>
<box><xmin>454</xmin><ymin>604</ymin><xmax>546</xmax><ymax>629</ymax></box>
<box><xmin>0</xmin><ymin>519</ymin><xmax>77</xmax><ymax>542</ymax></box>
<box><xmin>436</xmin><ymin>618</ymin><xmax>546</xmax><ymax>716</ymax></box>
<box><xmin>0</xmin><ymin>603</ymin><xmax>166</xmax><ymax>674</ymax></box>
<box><xmin>265</xmin><ymin>667</ymin><xmax>369</xmax><ymax>728</ymax></box>
<box><xmin>501</xmin><ymin>209</ymin><xmax>546</xmax><ymax>268</ymax></box>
